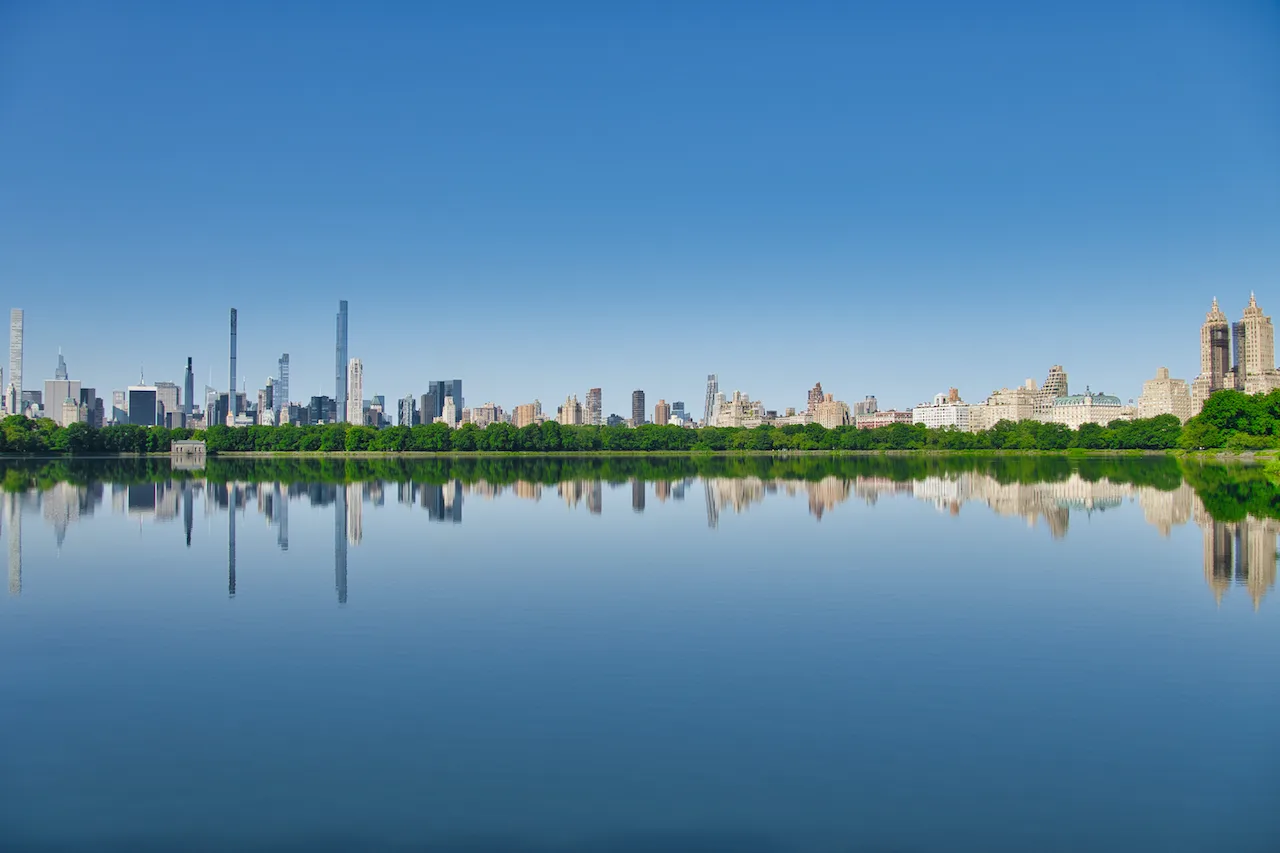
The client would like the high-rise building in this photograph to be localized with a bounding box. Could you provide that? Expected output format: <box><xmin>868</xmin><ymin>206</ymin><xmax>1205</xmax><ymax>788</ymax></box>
<box><xmin>1233</xmin><ymin>294</ymin><xmax>1280</xmax><ymax>394</ymax></box>
<box><xmin>419</xmin><ymin>392</ymin><xmax>437</xmax><ymax>426</ymax></box>
<box><xmin>80</xmin><ymin>387</ymin><xmax>103</xmax><ymax>428</ymax></box>
<box><xmin>335</xmin><ymin>300</ymin><xmax>349</xmax><ymax>421</ymax></box>
<box><xmin>44</xmin><ymin>352</ymin><xmax>82</xmax><ymax>427</ymax></box>
<box><xmin>440</xmin><ymin>395</ymin><xmax>457</xmax><ymax>426</ymax></box>
<box><xmin>1194</xmin><ymin>298</ymin><xmax>1239</xmax><ymax>408</ymax></box>
<box><xmin>467</xmin><ymin>402</ymin><xmax>502</xmax><ymax>428</ymax></box>
<box><xmin>183</xmin><ymin>358</ymin><xmax>194</xmax><ymax>415</ymax></box>
<box><xmin>586</xmin><ymin>388</ymin><xmax>602</xmax><ymax>426</ymax></box>
<box><xmin>227</xmin><ymin>308</ymin><xmax>238</xmax><ymax>425</ymax></box>
<box><xmin>807</xmin><ymin>382</ymin><xmax>824</xmax><ymax>414</ymax></box>
<box><xmin>513</xmin><ymin>402</ymin><xmax>539</xmax><ymax>428</ymax></box>
<box><xmin>654</xmin><ymin>399</ymin><xmax>671</xmax><ymax>426</ymax></box>
<box><xmin>112</xmin><ymin>390</ymin><xmax>127</xmax><ymax>423</ymax></box>
<box><xmin>127</xmin><ymin>385</ymin><xmax>158</xmax><ymax>426</ymax></box>
<box><xmin>346</xmin><ymin>358</ymin><xmax>364</xmax><ymax>425</ymax></box>
<box><xmin>398</xmin><ymin>395</ymin><xmax>416</xmax><ymax>426</ymax></box>
<box><xmin>1033</xmin><ymin>365</ymin><xmax>1069</xmax><ymax>419</ymax></box>
<box><xmin>309</xmin><ymin>395</ymin><xmax>338</xmax><ymax>425</ymax></box>
<box><xmin>632</xmin><ymin>390</ymin><xmax>646</xmax><ymax>426</ymax></box>
<box><xmin>1137</xmin><ymin>367</ymin><xmax>1194</xmax><ymax>423</ymax></box>
<box><xmin>853</xmin><ymin>396</ymin><xmax>878</xmax><ymax>417</ymax></box>
<box><xmin>671</xmin><ymin>401</ymin><xmax>686</xmax><ymax>422</ymax></box>
<box><xmin>276</xmin><ymin>354</ymin><xmax>289</xmax><ymax>418</ymax></box>
<box><xmin>7</xmin><ymin>308</ymin><xmax>23</xmax><ymax>413</ymax></box>
<box><xmin>155</xmin><ymin>381</ymin><xmax>180</xmax><ymax>421</ymax></box>
<box><xmin>559</xmin><ymin>395</ymin><xmax>583</xmax><ymax>425</ymax></box>
<box><xmin>703</xmin><ymin>374</ymin><xmax>718</xmax><ymax>426</ymax></box>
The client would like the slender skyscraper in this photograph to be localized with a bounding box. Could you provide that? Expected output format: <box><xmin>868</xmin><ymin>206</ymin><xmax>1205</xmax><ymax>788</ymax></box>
<box><xmin>54</xmin><ymin>350</ymin><xmax>67</xmax><ymax>380</ymax></box>
<box><xmin>276</xmin><ymin>353</ymin><xmax>289</xmax><ymax>418</ymax></box>
<box><xmin>346</xmin><ymin>358</ymin><xmax>364</xmax><ymax>425</ymax></box>
<box><xmin>703</xmin><ymin>374</ymin><xmax>718</xmax><ymax>426</ymax></box>
<box><xmin>631</xmin><ymin>390</ymin><xmax>646</xmax><ymax>426</ymax></box>
<box><xmin>8</xmin><ymin>309</ymin><xmax>24</xmax><ymax>412</ymax></box>
<box><xmin>183</xmin><ymin>358</ymin><xmax>194</xmax><ymax>415</ymax></box>
<box><xmin>228</xmin><ymin>308</ymin><xmax>239</xmax><ymax>422</ymax></box>
<box><xmin>335</xmin><ymin>300</ymin><xmax>349</xmax><ymax>422</ymax></box>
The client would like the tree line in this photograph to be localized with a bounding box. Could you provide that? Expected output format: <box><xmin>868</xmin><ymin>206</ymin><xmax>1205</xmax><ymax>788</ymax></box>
<box><xmin>0</xmin><ymin>413</ymin><xmax>1189</xmax><ymax>455</ymax></box>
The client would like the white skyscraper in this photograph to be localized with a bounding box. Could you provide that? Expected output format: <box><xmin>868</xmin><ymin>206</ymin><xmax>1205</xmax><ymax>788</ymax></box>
<box><xmin>346</xmin><ymin>358</ymin><xmax>364</xmax><ymax>425</ymax></box>
<box><xmin>7</xmin><ymin>309</ymin><xmax>23</xmax><ymax>413</ymax></box>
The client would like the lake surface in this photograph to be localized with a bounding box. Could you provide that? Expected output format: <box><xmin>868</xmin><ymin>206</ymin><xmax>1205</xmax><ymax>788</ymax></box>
<box><xmin>1</xmin><ymin>455</ymin><xmax>1278</xmax><ymax>853</ymax></box>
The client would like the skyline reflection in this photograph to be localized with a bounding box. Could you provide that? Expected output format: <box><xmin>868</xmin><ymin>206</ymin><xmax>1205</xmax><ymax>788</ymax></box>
<box><xmin>1</xmin><ymin>459</ymin><xmax>1276</xmax><ymax>608</ymax></box>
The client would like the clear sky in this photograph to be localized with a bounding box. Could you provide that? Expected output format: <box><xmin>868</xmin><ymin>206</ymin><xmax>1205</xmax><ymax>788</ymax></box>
<box><xmin>1</xmin><ymin>0</ymin><xmax>1278</xmax><ymax>416</ymax></box>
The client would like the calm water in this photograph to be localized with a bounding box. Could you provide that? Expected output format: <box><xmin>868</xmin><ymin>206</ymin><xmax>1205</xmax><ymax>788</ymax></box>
<box><xmin>1</xmin><ymin>456</ymin><xmax>1278</xmax><ymax>853</ymax></box>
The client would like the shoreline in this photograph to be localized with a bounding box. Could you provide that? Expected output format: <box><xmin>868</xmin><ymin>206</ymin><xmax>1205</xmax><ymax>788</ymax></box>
<box><xmin>0</xmin><ymin>449</ymin><xmax>1238</xmax><ymax>460</ymax></box>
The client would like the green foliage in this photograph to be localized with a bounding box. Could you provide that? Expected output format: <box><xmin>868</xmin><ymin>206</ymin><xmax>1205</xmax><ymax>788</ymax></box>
<box><xmin>0</xmin><ymin>409</ymin><xmax>1225</xmax><ymax>457</ymax></box>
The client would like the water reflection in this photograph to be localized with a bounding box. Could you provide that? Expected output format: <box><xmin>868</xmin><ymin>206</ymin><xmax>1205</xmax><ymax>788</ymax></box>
<box><xmin>1</xmin><ymin>457</ymin><xmax>1277</xmax><ymax>608</ymax></box>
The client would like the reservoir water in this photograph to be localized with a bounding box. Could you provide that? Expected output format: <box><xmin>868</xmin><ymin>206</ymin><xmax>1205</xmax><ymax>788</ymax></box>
<box><xmin>0</xmin><ymin>455</ymin><xmax>1277</xmax><ymax>853</ymax></box>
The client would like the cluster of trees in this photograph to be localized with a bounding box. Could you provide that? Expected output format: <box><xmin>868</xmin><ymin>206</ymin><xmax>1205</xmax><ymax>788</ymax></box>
<box><xmin>0</xmin><ymin>414</ymin><xmax>1189</xmax><ymax>455</ymax></box>
<box><xmin>1178</xmin><ymin>389</ymin><xmax>1280</xmax><ymax>451</ymax></box>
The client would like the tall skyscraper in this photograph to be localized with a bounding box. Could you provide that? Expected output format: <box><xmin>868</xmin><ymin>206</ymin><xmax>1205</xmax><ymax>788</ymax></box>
<box><xmin>346</xmin><ymin>358</ymin><xmax>364</xmax><ymax>425</ymax></box>
<box><xmin>155</xmin><ymin>381</ymin><xmax>180</xmax><ymax>422</ymax></box>
<box><xmin>1192</xmin><ymin>298</ymin><xmax>1233</xmax><ymax>408</ymax></box>
<box><xmin>228</xmin><ymin>308</ymin><xmax>239</xmax><ymax>423</ymax></box>
<box><xmin>654</xmin><ymin>399</ymin><xmax>671</xmax><ymax>426</ymax></box>
<box><xmin>426</xmin><ymin>380</ymin><xmax>463</xmax><ymax>424</ymax></box>
<box><xmin>276</xmin><ymin>353</ymin><xmax>290</xmax><ymax>418</ymax></box>
<box><xmin>1033</xmin><ymin>365</ymin><xmax>1069</xmax><ymax>419</ymax></box>
<box><xmin>54</xmin><ymin>350</ymin><xmax>67</xmax><ymax>380</ymax></box>
<box><xmin>1233</xmin><ymin>293</ymin><xmax>1280</xmax><ymax>393</ymax></box>
<box><xmin>398</xmin><ymin>395</ymin><xmax>416</xmax><ymax>426</ymax></box>
<box><xmin>586</xmin><ymin>388</ymin><xmax>602</xmax><ymax>426</ymax></box>
<box><xmin>335</xmin><ymin>300</ymin><xmax>349</xmax><ymax>421</ymax></box>
<box><xmin>183</xmin><ymin>358</ymin><xmax>194</xmax><ymax>415</ymax></box>
<box><xmin>8</xmin><ymin>309</ymin><xmax>24</xmax><ymax>412</ymax></box>
<box><xmin>631</xmin><ymin>390</ymin><xmax>646</xmax><ymax>426</ymax></box>
<box><xmin>128</xmin><ymin>385</ymin><xmax>158</xmax><ymax>426</ymax></box>
<box><xmin>807</xmin><ymin>382</ymin><xmax>824</xmax><ymax>414</ymax></box>
<box><xmin>419</xmin><ymin>392</ymin><xmax>437</xmax><ymax>426</ymax></box>
<box><xmin>703</xmin><ymin>374</ymin><xmax>718</xmax><ymax>426</ymax></box>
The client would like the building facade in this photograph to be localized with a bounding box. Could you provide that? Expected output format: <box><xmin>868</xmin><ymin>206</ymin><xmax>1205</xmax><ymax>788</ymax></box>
<box><xmin>1048</xmin><ymin>390</ymin><xmax>1126</xmax><ymax>429</ymax></box>
<box><xmin>631</xmin><ymin>390</ymin><xmax>645</xmax><ymax>426</ymax></box>
<box><xmin>1234</xmin><ymin>294</ymin><xmax>1280</xmax><ymax>394</ymax></box>
<box><xmin>1033</xmin><ymin>365</ymin><xmax>1068</xmax><ymax>419</ymax></box>
<box><xmin>8</xmin><ymin>308</ymin><xmax>23</xmax><ymax>412</ymax></box>
<box><xmin>968</xmin><ymin>380</ymin><xmax>1038</xmax><ymax>431</ymax></box>
<box><xmin>1192</xmin><ymin>298</ymin><xmax>1234</xmax><ymax>408</ymax></box>
<box><xmin>806</xmin><ymin>382</ymin><xmax>824</xmax><ymax>414</ymax></box>
<box><xmin>345</xmin><ymin>359</ymin><xmax>364</xmax><ymax>425</ymax></box>
<box><xmin>913</xmin><ymin>392</ymin><xmax>971</xmax><ymax>431</ymax></box>
<box><xmin>1137</xmin><ymin>367</ymin><xmax>1194</xmax><ymax>423</ymax></box>
<box><xmin>703</xmin><ymin>374</ymin><xmax>719</xmax><ymax>426</ymax></box>
<box><xmin>559</xmin><ymin>395</ymin><xmax>583</xmax><ymax>425</ymax></box>
<box><xmin>513</xmin><ymin>402</ymin><xmax>540</xmax><ymax>428</ymax></box>
<box><xmin>654</xmin><ymin>399</ymin><xmax>671</xmax><ymax>426</ymax></box>
<box><xmin>855</xmin><ymin>410</ymin><xmax>914</xmax><ymax>429</ymax></box>
<box><xmin>585</xmin><ymin>388</ymin><xmax>602</xmax><ymax>426</ymax></box>
<box><xmin>813</xmin><ymin>393</ymin><xmax>850</xmax><ymax>428</ymax></box>
<box><xmin>127</xmin><ymin>386</ymin><xmax>158</xmax><ymax>426</ymax></box>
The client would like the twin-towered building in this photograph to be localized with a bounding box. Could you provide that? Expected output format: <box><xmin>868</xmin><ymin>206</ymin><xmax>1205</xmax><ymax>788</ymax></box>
<box><xmin>1192</xmin><ymin>294</ymin><xmax>1280</xmax><ymax>406</ymax></box>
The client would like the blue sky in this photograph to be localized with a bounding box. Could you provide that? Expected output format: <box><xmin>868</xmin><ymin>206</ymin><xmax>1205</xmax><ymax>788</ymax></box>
<box><xmin>1</xmin><ymin>0</ymin><xmax>1278</xmax><ymax>416</ymax></box>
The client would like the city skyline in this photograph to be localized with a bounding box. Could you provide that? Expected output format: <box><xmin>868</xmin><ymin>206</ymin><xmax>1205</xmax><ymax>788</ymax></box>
<box><xmin>10</xmin><ymin>291</ymin><xmax>1280</xmax><ymax>427</ymax></box>
<box><xmin>1</xmin><ymin>3</ymin><xmax>1277</xmax><ymax>415</ymax></box>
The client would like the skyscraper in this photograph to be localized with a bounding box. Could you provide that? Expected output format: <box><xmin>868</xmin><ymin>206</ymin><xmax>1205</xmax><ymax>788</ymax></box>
<box><xmin>1193</xmin><ymin>298</ymin><xmax>1233</xmax><ymax>408</ymax></box>
<box><xmin>155</xmin><ymin>381</ymin><xmax>180</xmax><ymax>421</ymax></box>
<box><xmin>335</xmin><ymin>300</ymin><xmax>348</xmax><ymax>421</ymax></box>
<box><xmin>398</xmin><ymin>395</ymin><xmax>416</xmax><ymax>426</ymax></box>
<box><xmin>276</xmin><ymin>353</ymin><xmax>290</xmax><ymax>418</ymax></box>
<box><xmin>7</xmin><ymin>309</ymin><xmax>24</xmax><ymax>413</ymax></box>
<box><xmin>54</xmin><ymin>350</ymin><xmax>67</xmax><ymax>380</ymax></box>
<box><xmin>631</xmin><ymin>390</ymin><xmax>646</xmax><ymax>426</ymax></box>
<box><xmin>346</xmin><ymin>358</ymin><xmax>364</xmax><ymax>425</ymax></box>
<box><xmin>228</xmin><ymin>308</ymin><xmax>238</xmax><ymax>424</ymax></box>
<box><xmin>419</xmin><ymin>392</ymin><xmax>437</xmax><ymax>426</ymax></box>
<box><xmin>426</xmin><ymin>380</ymin><xmax>463</xmax><ymax>424</ymax></box>
<box><xmin>654</xmin><ymin>399</ymin><xmax>671</xmax><ymax>426</ymax></box>
<box><xmin>183</xmin><ymin>358</ymin><xmax>194</xmax><ymax>415</ymax></box>
<box><xmin>586</xmin><ymin>388</ymin><xmax>602</xmax><ymax>426</ymax></box>
<box><xmin>128</xmin><ymin>385</ymin><xmax>158</xmax><ymax>426</ymax></box>
<box><xmin>807</xmin><ymin>382</ymin><xmax>824</xmax><ymax>414</ymax></box>
<box><xmin>703</xmin><ymin>374</ymin><xmax>718</xmax><ymax>426</ymax></box>
<box><xmin>1233</xmin><ymin>293</ymin><xmax>1280</xmax><ymax>394</ymax></box>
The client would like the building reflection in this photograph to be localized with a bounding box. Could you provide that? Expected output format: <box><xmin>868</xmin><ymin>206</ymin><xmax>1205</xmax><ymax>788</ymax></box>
<box><xmin>2</xmin><ymin>470</ymin><xmax>1276</xmax><ymax>609</ymax></box>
